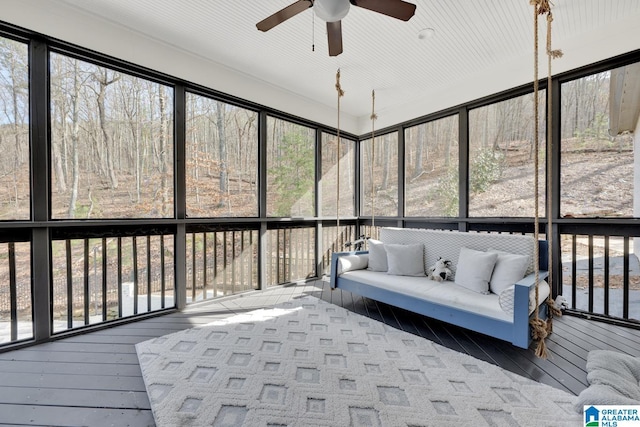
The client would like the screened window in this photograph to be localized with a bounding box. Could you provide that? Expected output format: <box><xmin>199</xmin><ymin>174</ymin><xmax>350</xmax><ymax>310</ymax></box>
<box><xmin>0</xmin><ymin>37</ymin><xmax>29</xmax><ymax>220</ymax></box>
<box><xmin>266</xmin><ymin>117</ymin><xmax>315</xmax><ymax>217</ymax></box>
<box><xmin>468</xmin><ymin>91</ymin><xmax>546</xmax><ymax>217</ymax></box>
<box><xmin>50</xmin><ymin>53</ymin><xmax>174</xmax><ymax>219</ymax></box>
<box><xmin>405</xmin><ymin>115</ymin><xmax>459</xmax><ymax>217</ymax></box>
<box><xmin>361</xmin><ymin>132</ymin><xmax>398</xmax><ymax>217</ymax></box>
<box><xmin>185</xmin><ymin>93</ymin><xmax>258</xmax><ymax>217</ymax></box>
<box><xmin>321</xmin><ymin>132</ymin><xmax>355</xmax><ymax>217</ymax></box>
<box><xmin>561</xmin><ymin>67</ymin><xmax>636</xmax><ymax>218</ymax></box>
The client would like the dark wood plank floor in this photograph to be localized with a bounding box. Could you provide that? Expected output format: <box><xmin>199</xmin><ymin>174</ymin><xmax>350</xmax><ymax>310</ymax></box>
<box><xmin>0</xmin><ymin>279</ymin><xmax>638</xmax><ymax>426</ymax></box>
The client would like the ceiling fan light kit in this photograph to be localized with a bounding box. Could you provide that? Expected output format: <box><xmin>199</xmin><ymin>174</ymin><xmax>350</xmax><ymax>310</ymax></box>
<box><xmin>257</xmin><ymin>0</ymin><xmax>417</xmax><ymax>56</ymax></box>
<box><xmin>314</xmin><ymin>0</ymin><xmax>350</xmax><ymax>22</ymax></box>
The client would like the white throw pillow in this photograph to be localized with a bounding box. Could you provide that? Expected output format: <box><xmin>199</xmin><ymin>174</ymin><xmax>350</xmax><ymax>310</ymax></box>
<box><xmin>367</xmin><ymin>239</ymin><xmax>388</xmax><ymax>272</ymax></box>
<box><xmin>488</xmin><ymin>249</ymin><xmax>530</xmax><ymax>295</ymax></box>
<box><xmin>454</xmin><ymin>247</ymin><xmax>498</xmax><ymax>294</ymax></box>
<box><xmin>385</xmin><ymin>243</ymin><xmax>425</xmax><ymax>277</ymax></box>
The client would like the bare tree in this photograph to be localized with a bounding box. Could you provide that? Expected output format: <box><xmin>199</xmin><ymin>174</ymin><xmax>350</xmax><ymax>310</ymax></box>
<box><xmin>216</xmin><ymin>101</ymin><xmax>228</xmax><ymax>204</ymax></box>
<box><xmin>158</xmin><ymin>85</ymin><xmax>170</xmax><ymax>216</ymax></box>
<box><xmin>68</xmin><ymin>59</ymin><xmax>82</xmax><ymax>218</ymax></box>
<box><xmin>92</xmin><ymin>69</ymin><xmax>120</xmax><ymax>189</ymax></box>
<box><xmin>0</xmin><ymin>39</ymin><xmax>28</xmax><ymax>210</ymax></box>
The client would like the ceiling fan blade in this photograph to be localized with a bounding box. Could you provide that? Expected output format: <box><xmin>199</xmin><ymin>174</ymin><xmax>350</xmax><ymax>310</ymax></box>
<box><xmin>256</xmin><ymin>0</ymin><xmax>313</xmax><ymax>32</ymax></box>
<box><xmin>350</xmin><ymin>0</ymin><xmax>416</xmax><ymax>21</ymax></box>
<box><xmin>326</xmin><ymin>21</ymin><xmax>343</xmax><ymax>57</ymax></box>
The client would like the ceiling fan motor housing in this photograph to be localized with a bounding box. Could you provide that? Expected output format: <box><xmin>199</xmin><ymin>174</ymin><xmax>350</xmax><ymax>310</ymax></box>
<box><xmin>314</xmin><ymin>0</ymin><xmax>350</xmax><ymax>22</ymax></box>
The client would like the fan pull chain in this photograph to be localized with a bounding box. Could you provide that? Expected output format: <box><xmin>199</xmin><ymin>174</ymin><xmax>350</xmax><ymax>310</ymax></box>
<box><xmin>311</xmin><ymin>10</ymin><xmax>315</xmax><ymax>52</ymax></box>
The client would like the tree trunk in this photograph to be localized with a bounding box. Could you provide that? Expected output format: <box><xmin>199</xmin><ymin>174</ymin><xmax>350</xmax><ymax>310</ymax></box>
<box><xmin>159</xmin><ymin>85</ymin><xmax>169</xmax><ymax>216</ymax></box>
<box><xmin>94</xmin><ymin>69</ymin><xmax>120</xmax><ymax>189</ymax></box>
<box><xmin>68</xmin><ymin>60</ymin><xmax>81</xmax><ymax>218</ymax></box>
<box><xmin>414</xmin><ymin>125</ymin><xmax>424</xmax><ymax>178</ymax></box>
<box><xmin>216</xmin><ymin>101</ymin><xmax>228</xmax><ymax>197</ymax></box>
<box><xmin>381</xmin><ymin>135</ymin><xmax>390</xmax><ymax>190</ymax></box>
<box><xmin>216</xmin><ymin>101</ymin><xmax>229</xmax><ymax>207</ymax></box>
<box><xmin>51</xmin><ymin>126</ymin><xmax>67</xmax><ymax>192</ymax></box>
<box><xmin>8</xmin><ymin>52</ymin><xmax>23</xmax><ymax>208</ymax></box>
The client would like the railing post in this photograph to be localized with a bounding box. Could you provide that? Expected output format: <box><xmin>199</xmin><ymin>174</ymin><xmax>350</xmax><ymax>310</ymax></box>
<box><xmin>175</xmin><ymin>225</ymin><xmax>187</xmax><ymax>310</ymax></box>
<box><xmin>31</xmin><ymin>229</ymin><xmax>51</xmax><ymax>342</ymax></box>
<box><xmin>259</xmin><ymin>223</ymin><xmax>267</xmax><ymax>290</ymax></box>
<box><xmin>30</xmin><ymin>38</ymin><xmax>51</xmax><ymax>342</ymax></box>
<box><xmin>316</xmin><ymin>222</ymin><xmax>323</xmax><ymax>278</ymax></box>
<box><xmin>174</xmin><ymin>84</ymin><xmax>187</xmax><ymax>310</ymax></box>
<box><xmin>550</xmin><ymin>223</ymin><xmax>562</xmax><ymax>298</ymax></box>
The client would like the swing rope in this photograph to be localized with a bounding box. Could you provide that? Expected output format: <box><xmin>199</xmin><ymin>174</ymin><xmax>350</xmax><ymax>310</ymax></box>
<box><xmin>545</xmin><ymin>10</ymin><xmax>564</xmax><ymax>333</ymax></box>
<box><xmin>529</xmin><ymin>0</ymin><xmax>563</xmax><ymax>359</ymax></box>
<box><xmin>335</xmin><ymin>69</ymin><xmax>344</xmax><ymax>248</ymax></box>
<box><xmin>545</xmin><ymin>15</ymin><xmax>553</xmax><ymax>296</ymax></box>
<box><xmin>530</xmin><ymin>0</ymin><xmax>545</xmax><ymax>358</ymax></box>
<box><xmin>370</xmin><ymin>90</ymin><xmax>377</xmax><ymax>230</ymax></box>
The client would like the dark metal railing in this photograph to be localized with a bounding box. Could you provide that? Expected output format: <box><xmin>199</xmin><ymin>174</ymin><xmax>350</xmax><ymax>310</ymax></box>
<box><xmin>266</xmin><ymin>226</ymin><xmax>315</xmax><ymax>286</ymax></box>
<box><xmin>4</xmin><ymin>220</ymin><xmax>640</xmax><ymax>349</ymax></box>
<box><xmin>51</xmin><ymin>233</ymin><xmax>175</xmax><ymax>333</ymax></box>
<box><xmin>185</xmin><ymin>229</ymin><xmax>258</xmax><ymax>302</ymax></box>
<box><xmin>0</xmin><ymin>241</ymin><xmax>32</xmax><ymax>344</ymax></box>
<box><xmin>561</xmin><ymin>231</ymin><xmax>640</xmax><ymax>323</ymax></box>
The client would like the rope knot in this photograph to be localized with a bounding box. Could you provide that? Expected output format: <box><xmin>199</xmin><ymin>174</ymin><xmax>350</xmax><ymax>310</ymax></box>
<box><xmin>548</xmin><ymin>49</ymin><xmax>563</xmax><ymax>59</ymax></box>
<box><xmin>530</xmin><ymin>318</ymin><xmax>549</xmax><ymax>359</ymax></box>
<box><xmin>335</xmin><ymin>69</ymin><xmax>344</xmax><ymax>97</ymax></box>
<box><xmin>547</xmin><ymin>298</ymin><xmax>563</xmax><ymax>318</ymax></box>
<box><xmin>533</xmin><ymin>0</ymin><xmax>552</xmax><ymax>14</ymax></box>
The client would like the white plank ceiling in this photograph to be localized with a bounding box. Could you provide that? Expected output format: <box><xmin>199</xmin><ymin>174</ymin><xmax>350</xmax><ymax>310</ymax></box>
<box><xmin>3</xmin><ymin>0</ymin><xmax>640</xmax><ymax>134</ymax></box>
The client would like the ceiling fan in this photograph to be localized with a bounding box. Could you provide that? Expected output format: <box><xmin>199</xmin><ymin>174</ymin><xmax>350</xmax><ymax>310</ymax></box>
<box><xmin>256</xmin><ymin>0</ymin><xmax>417</xmax><ymax>56</ymax></box>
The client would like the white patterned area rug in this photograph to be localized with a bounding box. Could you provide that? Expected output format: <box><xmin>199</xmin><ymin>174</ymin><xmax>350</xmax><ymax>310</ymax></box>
<box><xmin>136</xmin><ymin>296</ymin><xmax>581</xmax><ymax>426</ymax></box>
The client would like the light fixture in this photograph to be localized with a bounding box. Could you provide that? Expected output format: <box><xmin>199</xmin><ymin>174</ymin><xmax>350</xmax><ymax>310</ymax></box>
<box><xmin>314</xmin><ymin>0</ymin><xmax>350</xmax><ymax>22</ymax></box>
<box><xmin>418</xmin><ymin>28</ymin><xmax>435</xmax><ymax>40</ymax></box>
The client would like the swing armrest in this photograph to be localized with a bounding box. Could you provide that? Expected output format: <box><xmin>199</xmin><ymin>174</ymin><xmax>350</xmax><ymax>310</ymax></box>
<box><xmin>514</xmin><ymin>270</ymin><xmax>549</xmax><ymax>289</ymax></box>
<box><xmin>512</xmin><ymin>270</ymin><xmax>550</xmax><ymax>315</ymax></box>
<box><xmin>330</xmin><ymin>251</ymin><xmax>369</xmax><ymax>288</ymax></box>
<box><xmin>510</xmin><ymin>270</ymin><xmax>550</xmax><ymax>348</ymax></box>
<box><xmin>514</xmin><ymin>270</ymin><xmax>549</xmax><ymax>312</ymax></box>
<box><xmin>501</xmin><ymin>270</ymin><xmax>549</xmax><ymax>317</ymax></box>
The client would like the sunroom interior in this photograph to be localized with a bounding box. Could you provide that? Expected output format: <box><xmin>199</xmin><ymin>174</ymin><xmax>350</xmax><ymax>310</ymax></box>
<box><xmin>1</xmin><ymin>0</ymin><xmax>640</xmax><ymax>425</ymax></box>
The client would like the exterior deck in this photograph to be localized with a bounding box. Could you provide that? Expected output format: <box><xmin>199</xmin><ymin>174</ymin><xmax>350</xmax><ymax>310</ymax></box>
<box><xmin>0</xmin><ymin>280</ymin><xmax>638</xmax><ymax>426</ymax></box>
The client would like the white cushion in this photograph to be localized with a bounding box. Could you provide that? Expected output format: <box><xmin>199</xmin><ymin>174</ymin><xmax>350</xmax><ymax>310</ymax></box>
<box><xmin>341</xmin><ymin>270</ymin><xmax>511</xmax><ymax>322</ymax></box>
<box><xmin>341</xmin><ymin>270</ymin><xmax>441</xmax><ymax>295</ymax></box>
<box><xmin>488</xmin><ymin>249</ymin><xmax>530</xmax><ymax>294</ymax></box>
<box><xmin>386</xmin><ymin>243</ymin><xmax>425</xmax><ymax>277</ymax></box>
<box><xmin>367</xmin><ymin>239</ymin><xmax>388</xmax><ymax>272</ymax></box>
<box><xmin>454</xmin><ymin>247</ymin><xmax>498</xmax><ymax>294</ymax></box>
<box><xmin>337</xmin><ymin>254</ymin><xmax>369</xmax><ymax>275</ymax></box>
